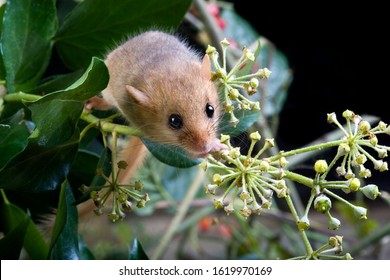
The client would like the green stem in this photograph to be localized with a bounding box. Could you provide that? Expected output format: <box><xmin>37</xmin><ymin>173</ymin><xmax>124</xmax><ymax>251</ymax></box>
<box><xmin>152</xmin><ymin>167</ymin><xmax>205</xmax><ymax>259</ymax></box>
<box><xmin>3</xmin><ymin>92</ymin><xmax>41</xmax><ymax>102</ymax></box>
<box><xmin>285</xmin><ymin>195</ymin><xmax>313</xmax><ymax>256</ymax></box>
<box><xmin>273</xmin><ymin>139</ymin><xmax>345</xmax><ymax>159</ymax></box>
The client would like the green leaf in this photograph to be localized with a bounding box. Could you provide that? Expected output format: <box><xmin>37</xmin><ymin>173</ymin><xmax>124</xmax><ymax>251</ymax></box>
<box><xmin>220</xmin><ymin>110</ymin><xmax>260</xmax><ymax>137</ymax></box>
<box><xmin>0</xmin><ymin>58</ymin><xmax>109</xmax><ymax>191</ymax></box>
<box><xmin>49</xmin><ymin>181</ymin><xmax>80</xmax><ymax>260</ymax></box>
<box><xmin>0</xmin><ymin>212</ymin><xmax>29</xmax><ymax>259</ymax></box>
<box><xmin>54</xmin><ymin>0</ymin><xmax>192</xmax><ymax>70</ymax></box>
<box><xmin>78</xmin><ymin>234</ymin><xmax>95</xmax><ymax>260</ymax></box>
<box><xmin>0</xmin><ymin>3</ymin><xmax>7</xmax><ymax>80</ymax></box>
<box><xmin>1</xmin><ymin>0</ymin><xmax>57</xmax><ymax>92</ymax></box>
<box><xmin>0</xmin><ymin>192</ymin><xmax>49</xmax><ymax>259</ymax></box>
<box><xmin>142</xmin><ymin>138</ymin><xmax>202</xmax><ymax>168</ymax></box>
<box><xmin>0</xmin><ymin>132</ymin><xmax>79</xmax><ymax>191</ymax></box>
<box><xmin>28</xmin><ymin>57</ymin><xmax>109</xmax><ymax>103</ymax></box>
<box><xmin>129</xmin><ymin>238</ymin><xmax>149</xmax><ymax>260</ymax></box>
<box><xmin>0</xmin><ymin>110</ymin><xmax>30</xmax><ymax>171</ymax></box>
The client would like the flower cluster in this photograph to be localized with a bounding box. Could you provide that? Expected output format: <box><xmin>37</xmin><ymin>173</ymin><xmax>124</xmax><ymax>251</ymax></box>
<box><xmin>327</xmin><ymin>109</ymin><xmax>389</xmax><ymax>179</ymax></box>
<box><xmin>206</xmin><ymin>39</ymin><xmax>271</xmax><ymax>127</ymax></box>
<box><xmin>80</xmin><ymin>161</ymin><xmax>149</xmax><ymax>222</ymax></box>
<box><xmin>201</xmin><ymin>132</ymin><xmax>286</xmax><ymax>218</ymax></box>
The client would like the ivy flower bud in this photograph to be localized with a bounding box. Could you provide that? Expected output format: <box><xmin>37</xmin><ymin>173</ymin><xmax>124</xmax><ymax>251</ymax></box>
<box><xmin>328</xmin><ymin>216</ymin><xmax>341</xmax><ymax>230</ymax></box>
<box><xmin>117</xmin><ymin>193</ymin><xmax>128</xmax><ymax>203</ymax></box>
<box><xmin>212</xmin><ymin>173</ymin><xmax>223</xmax><ymax>185</ymax></box>
<box><xmin>314</xmin><ymin>160</ymin><xmax>328</xmax><ymax>174</ymax></box>
<box><xmin>337</xmin><ymin>143</ymin><xmax>350</xmax><ymax>156</ymax></box>
<box><xmin>327</xmin><ymin>112</ymin><xmax>338</xmax><ymax>124</ymax></box>
<box><xmin>279</xmin><ymin>157</ymin><xmax>288</xmax><ymax>168</ymax></box>
<box><xmin>206</xmin><ymin>184</ymin><xmax>218</xmax><ymax>195</ymax></box>
<box><xmin>250</xmin><ymin>131</ymin><xmax>261</xmax><ymax>141</ymax></box>
<box><xmin>239</xmin><ymin>205</ymin><xmax>252</xmax><ymax>218</ymax></box>
<box><xmin>250</xmin><ymin>201</ymin><xmax>262</xmax><ymax>215</ymax></box>
<box><xmin>206</xmin><ymin>45</ymin><xmax>217</xmax><ymax>54</ymax></box>
<box><xmin>342</xmin><ymin>109</ymin><xmax>355</xmax><ymax>120</ymax></box>
<box><xmin>375</xmin><ymin>148</ymin><xmax>388</xmax><ymax>158</ymax></box>
<box><xmin>349</xmin><ymin>178</ymin><xmax>361</xmax><ymax>192</ymax></box>
<box><xmin>360</xmin><ymin>184</ymin><xmax>381</xmax><ymax>200</ymax></box>
<box><xmin>250</xmin><ymin>78</ymin><xmax>259</xmax><ymax>89</ymax></box>
<box><xmin>220</xmin><ymin>38</ymin><xmax>230</xmax><ymax>47</ymax></box>
<box><xmin>229</xmin><ymin>147</ymin><xmax>241</xmax><ymax>159</ymax></box>
<box><xmin>117</xmin><ymin>160</ymin><xmax>128</xmax><ymax>170</ymax></box>
<box><xmin>220</xmin><ymin>134</ymin><xmax>230</xmax><ymax>144</ymax></box>
<box><xmin>373</xmin><ymin>160</ymin><xmax>388</xmax><ymax>172</ymax></box>
<box><xmin>370</xmin><ymin>135</ymin><xmax>378</xmax><ymax>146</ymax></box>
<box><xmin>134</xmin><ymin>180</ymin><xmax>143</xmax><ymax>192</ymax></box>
<box><xmin>257</xmin><ymin>68</ymin><xmax>271</xmax><ymax>79</ymax></box>
<box><xmin>229</xmin><ymin>114</ymin><xmax>239</xmax><ymax>127</ymax></box>
<box><xmin>200</xmin><ymin>160</ymin><xmax>208</xmax><ymax>171</ymax></box>
<box><xmin>355</xmin><ymin>154</ymin><xmax>367</xmax><ymax>165</ymax></box>
<box><xmin>352</xmin><ymin>206</ymin><xmax>367</xmax><ymax>220</ymax></box>
<box><xmin>378</xmin><ymin>121</ymin><xmax>387</xmax><ymax>131</ymax></box>
<box><xmin>261</xmin><ymin>200</ymin><xmax>272</xmax><ymax>209</ymax></box>
<box><xmin>358</xmin><ymin>120</ymin><xmax>371</xmax><ymax>133</ymax></box>
<box><xmin>314</xmin><ymin>195</ymin><xmax>332</xmax><ymax>213</ymax></box>
<box><xmin>259</xmin><ymin>160</ymin><xmax>270</xmax><ymax>172</ymax></box>
<box><xmin>297</xmin><ymin>215</ymin><xmax>310</xmax><ymax>231</ymax></box>
<box><xmin>264</xmin><ymin>138</ymin><xmax>275</xmax><ymax>149</ymax></box>
<box><xmin>122</xmin><ymin>200</ymin><xmax>133</xmax><ymax>212</ymax></box>
<box><xmin>224</xmin><ymin>203</ymin><xmax>235</xmax><ymax>215</ymax></box>
<box><xmin>244</xmin><ymin>48</ymin><xmax>255</xmax><ymax>61</ymax></box>
<box><xmin>344</xmin><ymin>253</ymin><xmax>353</xmax><ymax>260</ymax></box>
<box><xmin>228</xmin><ymin>88</ymin><xmax>240</xmax><ymax>100</ymax></box>
<box><xmin>358</xmin><ymin>167</ymin><xmax>371</xmax><ymax>178</ymax></box>
<box><xmin>336</xmin><ymin>166</ymin><xmax>346</xmax><ymax>176</ymax></box>
<box><xmin>251</xmin><ymin>101</ymin><xmax>261</xmax><ymax>110</ymax></box>
<box><xmin>240</xmin><ymin>190</ymin><xmax>250</xmax><ymax>200</ymax></box>
<box><xmin>214</xmin><ymin>198</ymin><xmax>224</xmax><ymax>209</ymax></box>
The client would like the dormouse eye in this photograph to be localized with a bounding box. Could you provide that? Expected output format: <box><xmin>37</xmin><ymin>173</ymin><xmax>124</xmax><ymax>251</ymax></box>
<box><xmin>168</xmin><ymin>114</ymin><xmax>183</xmax><ymax>130</ymax></box>
<box><xmin>205</xmin><ymin>103</ymin><xmax>215</xmax><ymax>118</ymax></box>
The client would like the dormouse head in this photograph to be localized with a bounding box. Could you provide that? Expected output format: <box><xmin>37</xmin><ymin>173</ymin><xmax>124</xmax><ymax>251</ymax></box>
<box><xmin>126</xmin><ymin>55</ymin><xmax>226</xmax><ymax>158</ymax></box>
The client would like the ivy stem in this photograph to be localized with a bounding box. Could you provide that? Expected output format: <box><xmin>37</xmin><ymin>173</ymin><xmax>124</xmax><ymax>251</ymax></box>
<box><xmin>152</xmin><ymin>167</ymin><xmax>205</xmax><ymax>259</ymax></box>
<box><xmin>285</xmin><ymin>194</ymin><xmax>313</xmax><ymax>256</ymax></box>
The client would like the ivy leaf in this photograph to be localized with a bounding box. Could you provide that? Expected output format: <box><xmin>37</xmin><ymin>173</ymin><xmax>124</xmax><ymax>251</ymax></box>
<box><xmin>0</xmin><ymin>132</ymin><xmax>79</xmax><ymax>192</ymax></box>
<box><xmin>48</xmin><ymin>181</ymin><xmax>80</xmax><ymax>260</ymax></box>
<box><xmin>1</xmin><ymin>0</ymin><xmax>57</xmax><ymax>92</ymax></box>
<box><xmin>129</xmin><ymin>238</ymin><xmax>149</xmax><ymax>260</ymax></box>
<box><xmin>0</xmin><ymin>213</ymin><xmax>29</xmax><ymax>259</ymax></box>
<box><xmin>142</xmin><ymin>138</ymin><xmax>202</xmax><ymax>168</ymax></box>
<box><xmin>55</xmin><ymin>0</ymin><xmax>192</xmax><ymax>70</ymax></box>
<box><xmin>0</xmin><ymin>194</ymin><xmax>49</xmax><ymax>259</ymax></box>
<box><xmin>0</xmin><ymin>110</ymin><xmax>30</xmax><ymax>171</ymax></box>
<box><xmin>0</xmin><ymin>58</ymin><xmax>109</xmax><ymax>192</ymax></box>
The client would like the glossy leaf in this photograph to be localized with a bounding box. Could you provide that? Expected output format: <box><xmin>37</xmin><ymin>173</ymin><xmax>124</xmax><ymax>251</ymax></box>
<box><xmin>55</xmin><ymin>0</ymin><xmax>192</xmax><ymax>70</ymax></box>
<box><xmin>0</xmin><ymin>193</ymin><xmax>49</xmax><ymax>259</ymax></box>
<box><xmin>0</xmin><ymin>110</ymin><xmax>30</xmax><ymax>170</ymax></box>
<box><xmin>0</xmin><ymin>58</ymin><xmax>109</xmax><ymax>191</ymax></box>
<box><xmin>129</xmin><ymin>238</ymin><xmax>149</xmax><ymax>260</ymax></box>
<box><xmin>0</xmin><ymin>132</ymin><xmax>79</xmax><ymax>191</ymax></box>
<box><xmin>49</xmin><ymin>181</ymin><xmax>80</xmax><ymax>260</ymax></box>
<box><xmin>1</xmin><ymin>0</ymin><xmax>57</xmax><ymax>92</ymax></box>
<box><xmin>220</xmin><ymin>110</ymin><xmax>260</xmax><ymax>137</ymax></box>
<box><xmin>142</xmin><ymin>138</ymin><xmax>202</xmax><ymax>168</ymax></box>
<box><xmin>0</xmin><ymin>213</ymin><xmax>29</xmax><ymax>259</ymax></box>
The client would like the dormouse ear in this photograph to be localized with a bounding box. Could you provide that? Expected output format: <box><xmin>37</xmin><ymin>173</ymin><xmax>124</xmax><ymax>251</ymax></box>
<box><xmin>126</xmin><ymin>85</ymin><xmax>150</xmax><ymax>105</ymax></box>
<box><xmin>201</xmin><ymin>55</ymin><xmax>212</xmax><ymax>80</ymax></box>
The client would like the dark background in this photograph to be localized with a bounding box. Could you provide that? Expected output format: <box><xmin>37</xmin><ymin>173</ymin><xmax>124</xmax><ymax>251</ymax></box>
<box><xmin>233</xmin><ymin>2</ymin><xmax>389</xmax><ymax>146</ymax></box>
<box><xmin>232</xmin><ymin>2</ymin><xmax>389</xmax><ymax>191</ymax></box>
